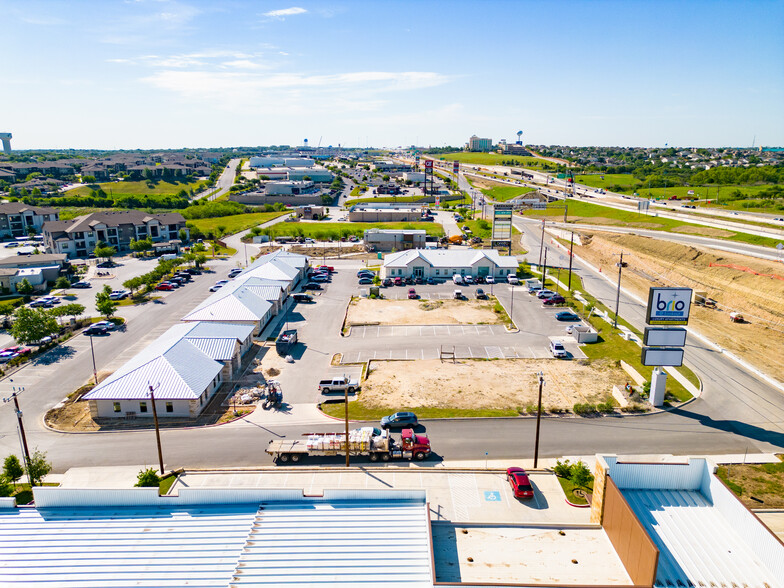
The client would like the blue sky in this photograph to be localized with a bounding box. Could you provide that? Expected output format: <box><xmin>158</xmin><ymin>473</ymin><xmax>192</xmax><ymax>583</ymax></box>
<box><xmin>2</xmin><ymin>0</ymin><xmax>783</xmax><ymax>149</ymax></box>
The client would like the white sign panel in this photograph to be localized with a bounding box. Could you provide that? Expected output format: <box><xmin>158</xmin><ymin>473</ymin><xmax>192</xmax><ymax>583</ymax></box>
<box><xmin>643</xmin><ymin>327</ymin><xmax>687</xmax><ymax>347</ymax></box>
<box><xmin>641</xmin><ymin>347</ymin><xmax>685</xmax><ymax>367</ymax></box>
<box><xmin>645</xmin><ymin>287</ymin><xmax>692</xmax><ymax>325</ymax></box>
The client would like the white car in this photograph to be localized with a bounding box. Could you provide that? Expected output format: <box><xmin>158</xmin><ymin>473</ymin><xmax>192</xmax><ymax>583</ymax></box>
<box><xmin>485</xmin><ymin>276</ymin><xmax>495</xmax><ymax>284</ymax></box>
<box><xmin>507</xmin><ymin>275</ymin><xmax>519</xmax><ymax>285</ymax></box>
<box><xmin>549</xmin><ymin>340</ymin><xmax>567</xmax><ymax>358</ymax></box>
<box><xmin>93</xmin><ymin>320</ymin><xmax>117</xmax><ymax>331</ymax></box>
<box><xmin>108</xmin><ymin>290</ymin><xmax>129</xmax><ymax>300</ymax></box>
<box><xmin>210</xmin><ymin>280</ymin><xmax>229</xmax><ymax>292</ymax></box>
<box><xmin>452</xmin><ymin>274</ymin><xmax>464</xmax><ymax>285</ymax></box>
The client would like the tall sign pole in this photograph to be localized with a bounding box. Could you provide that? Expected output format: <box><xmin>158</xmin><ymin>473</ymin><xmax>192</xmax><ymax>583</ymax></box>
<box><xmin>345</xmin><ymin>387</ymin><xmax>350</xmax><ymax>467</ymax></box>
<box><xmin>613</xmin><ymin>252</ymin><xmax>627</xmax><ymax>328</ymax></box>
<box><xmin>533</xmin><ymin>373</ymin><xmax>544</xmax><ymax>468</ymax></box>
<box><xmin>567</xmin><ymin>232</ymin><xmax>574</xmax><ymax>291</ymax></box>
<box><xmin>148</xmin><ymin>383</ymin><xmax>165</xmax><ymax>475</ymax></box>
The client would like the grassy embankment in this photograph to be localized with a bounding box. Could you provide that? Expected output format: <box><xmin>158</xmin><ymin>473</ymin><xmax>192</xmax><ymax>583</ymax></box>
<box><xmin>70</xmin><ymin>179</ymin><xmax>206</xmax><ymax>198</ymax></box>
<box><xmin>429</xmin><ymin>152</ymin><xmax>558</xmax><ymax>170</ymax></box>
<box><xmin>480</xmin><ymin>185</ymin><xmax>538</xmax><ymax>202</ymax></box>
<box><xmin>186</xmin><ymin>211</ymin><xmax>288</xmax><ymax>235</ymax></box>
<box><xmin>521</xmin><ymin>199</ymin><xmax>782</xmax><ymax>248</ymax></box>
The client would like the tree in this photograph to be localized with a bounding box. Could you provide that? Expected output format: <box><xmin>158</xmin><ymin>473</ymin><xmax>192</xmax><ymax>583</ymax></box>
<box><xmin>95</xmin><ymin>286</ymin><xmax>118</xmax><ymax>319</ymax></box>
<box><xmin>54</xmin><ymin>276</ymin><xmax>71</xmax><ymax>290</ymax></box>
<box><xmin>142</xmin><ymin>167</ymin><xmax>153</xmax><ymax>181</ymax></box>
<box><xmin>123</xmin><ymin>276</ymin><xmax>144</xmax><ymax>296</ymax></box>
<box><xmin>0</xmin><ymin>475</ymin><xmax>12</xmax><ymax>498</ymax></box>
<box><xmin>11</xmin><ymin>306</ymin><xmax>58</xmax><ymax>344</ymax></box>
<box><xmin>569</xmin><ymin>460</ymin><xmax>593</xmax><ymax>490</ymax></box>
<box><xmin>25</xmin><ymin>449</ymin><xmax>51</xmax><ymax>486</ymax></box>
<box><xmin>135</xmin><ymin>467</ymin><xmax>161</xmax><ymax>488</ymax></box>
<box><xmin>178</xmin><ymin>229</ymin><xmax>188</xmax><ymax>243</ymax></box>
<box><xmin>3</xmin><ymin>455</ymin><xmax>23</xmax><ymax>488</ymax></box>
<box><xmin>15</xmin><ymin>278</ymin><xmax>33</xmax><ymax>295</ymax></box>
<box><xmin>51</xmin><ymin>303</ymin><xmax>85</xmax><ymax>325</ymax></box>
<box><xmin>94</xmin><ymin>245</ymin><xmax>117</xmax><ymax>261</ymax></box>
<box><xmin>194</xmin><ymin>253</ymin><xmax>207</xmax><ymax>268</ymax></box>
<box><xmin>82</xmin><ymin>175</ymin><xmax>96</xmax><ymax>184</ymax></box>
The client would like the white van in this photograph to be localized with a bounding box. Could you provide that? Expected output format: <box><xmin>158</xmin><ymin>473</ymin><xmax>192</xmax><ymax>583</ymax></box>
<box><xmin>452</xmin><ymin>274</ymin><xmax>464</xmax><ymax>285</ymax></box>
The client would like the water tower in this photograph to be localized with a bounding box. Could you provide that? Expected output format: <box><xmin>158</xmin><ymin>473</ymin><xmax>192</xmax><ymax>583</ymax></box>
<box><xmin>0</xmin><ymin>132</ymin><xmax>11</xmax><ymax>154</ymax></box>
<box><xmin>516</xmin><ymin>130</ymin><xmax>523</xmax><ymax>145</ymax></box>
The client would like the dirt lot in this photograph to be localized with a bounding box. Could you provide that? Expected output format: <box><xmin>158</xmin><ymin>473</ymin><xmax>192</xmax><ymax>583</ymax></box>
<box><xmin>347</xmin><ymin>298</ymin><xmax>502</xmax><ymax>326</ymax></box>
<box><xmin>717</xmin><ymin>457</ymin><xmax>784</xmax><ymax>508</ymax></box>
<box><xmin>359</xmin><ymin>358</ymin><xmax>626</xmax><ymax>410</ymax></box>
<box><xmin>570</xmin><ymin>231</ymin><xmax>784</xmax><ymax>377</ymax></box>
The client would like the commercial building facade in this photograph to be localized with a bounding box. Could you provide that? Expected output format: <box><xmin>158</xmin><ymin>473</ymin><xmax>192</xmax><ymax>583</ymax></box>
<box><xmin>348</xmin><ymin>203</ymin><xmax>429</xmax><ymax>222</ymax></box>
<box><xmin>468</xmin><ymin>135</ymin><xmax>493</xmax><ymax>152</ymax></box>
<box><xmin>381</xmin><ymin>249</ymin><xmax>519</xmax><ymax>280</ymax></box>
<box><xmin>364</xmin><ymin>229</ymin><xmax>427</xmax><ymax>252</ymax></box>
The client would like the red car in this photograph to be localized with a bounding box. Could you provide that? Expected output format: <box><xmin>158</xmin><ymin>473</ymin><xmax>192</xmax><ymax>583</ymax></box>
<box><xmin>394</xmin><ymin>277</ymin><xmax>403</xmax><ymax>286</ymax></box>
<box><xmin>156</xmin><ymin>283</ymin><xmax>174</xmax><ymax>291</ymax></box>
<box><xmin>507</xmin><ymin>467</ymin><xmax>534</xmax><ymax>499</ymax></box>
<box><xmin>543</xmin><ymin>295</ymin><xmax>565</xmax><ymax>305</ymax></box>
<box><xmin>316</xmin><ymin>265</ymin><xmax>334</xmax><ymax>273</ymax></box>
<box><xmin>408</xmin><ymin>288</ymin><xmax>417</xmax><ymax>299</ymax></box>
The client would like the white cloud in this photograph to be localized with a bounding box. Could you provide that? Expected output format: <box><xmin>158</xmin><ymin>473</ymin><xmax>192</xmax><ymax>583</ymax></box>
<box><xmin>263</xmin><ymin>6</ymin><xmax>307</xmax><ymax>19</ymax></box>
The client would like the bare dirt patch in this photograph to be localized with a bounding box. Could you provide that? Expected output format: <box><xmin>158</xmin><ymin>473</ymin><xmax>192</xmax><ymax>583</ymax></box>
<box><xmin>572</xmin><ymin>231</ymin><xmax>784</xmax><ymax>377</ymax></box>
<box><xmin>669</xmin><ymin>225</ymin><xmax>736</xmax><ymax>238</ymax></box>
<box><xmin>347</xmin><ymin>298</ymin><xmax>502</xmax><ymax>326</ymax></box>
<box><xmin>360</xmin><ymin>358</ymin><xmax>626</xmax><ymax>410</ymax></box>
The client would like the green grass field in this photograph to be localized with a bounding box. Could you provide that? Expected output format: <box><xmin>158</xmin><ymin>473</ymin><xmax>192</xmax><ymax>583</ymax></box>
<box><xmin>71</xmin><ymin>179</ymin><xmax>205</xmax><ymax>198</ymax></box>
<box><xmin>345</xmin><ymin>195</ymin><xmax>427</xmax><ymax>205</ymax></box>
<box><xmin>521</xmin><ymin>199</ymin><xmax>782</xmax><ymax>247</ymax></box>
<box><xmin>428</xmin><ymin>151</ymin><xmax>558</xmax><ymax>169</ymax></box>
<box><xmin>56</xmin><ymin>207</ymin><xmax>117</xmax><ymax>220</ymax></box>
<box><xmin>320</xmin><ymin>402</ymin><xmax>518</xmax><ymax>420</ymax></box>
<box><xmin>575</xmin><ymin>173</ymin><xmax>640</xmax><ymax>190</ymax></box>
<box><xmin>267</xmin><ymin>221</ymin><xmax>444</xmax><ymax>239</ymax></box>
<box><xmin>186</xmin><ymin>211</ymin><xmax>288</xmax><ymax>235</ymax></box>
<box><xmin>480</xmin><ymin>185</ymin><xmax>537</xmax><ymax>202</ymax></box>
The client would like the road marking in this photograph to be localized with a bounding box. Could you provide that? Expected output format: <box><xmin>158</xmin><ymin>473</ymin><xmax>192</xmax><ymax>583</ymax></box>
<box><xmin>484</xmin><ymin>490</ymin><xmax>501</xmax><ymax>502</ymax></box>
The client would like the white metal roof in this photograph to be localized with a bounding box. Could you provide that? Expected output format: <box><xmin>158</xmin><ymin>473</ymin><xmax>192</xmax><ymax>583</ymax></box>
<box><xmin>187</xmin><ymin>337</ymin><xmax>238</xmax><ymax>361</ymax></box>
<box><xmin>230</xmin><ymin>501</ymin><xmax>433</xmax><ymax>586</ymax></box>
<box><xmin>182</xmin><ymin>289</ymin><xmax>273</xmax><ymax>323</ymax></box>
<box><xmin>624</xmin><ymin>489</ymin><xmax>780</xmax><ymax>588</ymax></box>
<box><xmin>178</xmin><ymin>321</ymin><xmax>255</xmax><ymax>341</ymax></box>
<box><xmin>83</xmin><ymin>338</ymin><xmax>222</xmax><ymax>401</ymax></box>
<box><xmin>384</xmin><ymin>248</ymin><xmax>518</xmax><ymax>269</ymax></box>
<box><xmin>0</xmin><ymin>504</ymin><xmax>260</xmax><ymax>587</ymax></box>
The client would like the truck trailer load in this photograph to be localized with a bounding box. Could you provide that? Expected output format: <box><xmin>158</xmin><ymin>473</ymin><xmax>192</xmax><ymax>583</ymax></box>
<box><xmin>266</xmin><ymin>428</ymin><xmax>431</xmax><ymax>464</ymax></box>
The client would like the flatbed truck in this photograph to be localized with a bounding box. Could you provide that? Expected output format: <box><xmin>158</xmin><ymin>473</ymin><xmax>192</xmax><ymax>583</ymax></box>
<box><xmin>266</xmin><ymin>428</ymin><xmax>431</xmax><ymax>464</ymax></box>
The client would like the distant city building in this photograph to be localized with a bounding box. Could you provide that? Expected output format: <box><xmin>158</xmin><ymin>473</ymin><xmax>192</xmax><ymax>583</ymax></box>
<box><xmin>467</xmin><ymin>135</ymin><xmax>493</xmax><ymax>152</ymax></box>
<box><xmin>265</xmin><ymin>180</ymin><xmax>316</xmax><ymax>195</ymax></box>
<box><xmin>498</xmin><ymin>143</ymin><xmax>532</xmax><ymax>156</ymax></box>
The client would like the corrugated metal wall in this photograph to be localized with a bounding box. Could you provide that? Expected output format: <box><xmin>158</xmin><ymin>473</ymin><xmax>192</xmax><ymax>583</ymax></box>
<box><xmin>700</xmin><ymin>467</ymin><xmax>784</xmax><ymax>581</ymax></box>
<box><xmin>605</xmin><ymin>456</ymin><xmax>704</xmax><ymax>490</ymax></box>
<box><xmin>603</xmin><ymin>477</ymin><xmax>658</xmax><ymax>587</ymax></box>
<box><xmin>0</xmin><ymin>497</ymin><xmax>16</xmax><ymax>509</ymax></box>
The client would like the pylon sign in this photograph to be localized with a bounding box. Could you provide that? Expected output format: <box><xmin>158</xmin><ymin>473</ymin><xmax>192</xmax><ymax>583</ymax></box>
<box><xmin>424</xmin><ymin>160</ymin><xmax>433</xmax><ymax>169</ymax></box>
<box><xmin>453</xmin><ymin>161</ymin><xmax>459</xmax><ymax>173</ymax></box>
<box><xmin>645</xmin><ymin>287</ymin><xmax>692</xmax><ymax>325</ymax></box>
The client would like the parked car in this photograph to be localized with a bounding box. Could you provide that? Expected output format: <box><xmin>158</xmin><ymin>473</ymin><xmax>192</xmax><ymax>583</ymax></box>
<box><xmin>475</xmin><ymin>288</ymin><xmax>487</xmax><ymax>299</ymax></box>
<box><xmin>408</xmin><ymin>288</ymin><xmax>417</xmax><ymax>299</ymax></box>
<box><xmin>380</xmin><ymin>412</ymin><xmax>418</xmax><ymax>429</ymax></box>
<box><xmin>156</xmin><ymin>283</ymin><xmax>175</xmax><ymax>291</ymax></box>
<box><xmin>357</xmin><ymin>270</ymin><xmax>375</xmax><ymax>278</ymax></box>
<box><xmin>425</xmin><ymin>277</ymin><xmax>438</xmax><ymax>285</ymax></box>
<box><xmin>303</xmin><ymin>282</ymin><xmax>322</xmax><ymax>290</ymax></box>
<box><xmin>542</xmin><ymin>294</ymin><xmax>565</xmax><ymax>305</ymax></box>
<box><xmin>507</xmin><ymin>275</ymin><xmax>520</xmax><ymax>285</ymax></box>
<box><xmin>549</xmin><ymin>340</ymin><xmax>568</xmax><ymax>358</ymax></box>
<box><xmin>169</xmin><ymin>277</ymin><xmax>186</xmax><ymax>286</ymax></box>
<box><xmin>485</xmin><ymin>276</ymin><xmax>495</xmax><ymax>284</ymax></box>
<box><xmin>382</xmin><ymin>278</ymin><xmax>394</xmax><ymax>287</ymax></box>
<box><xmin>452</xmin><ymin>274</ymin><xmax>464</xmax><ymax>285</ymax></box>
<box><xmin>71</xmin><ymin>281</ymin><xmax>91</xmax><ymax>289</ymax></box>
<box><xmin>312</xmin><ymin>274</ymin><xmax>330</xmax><ymax>283</ymax></box>
<box><xmin>84</xmin><ymin>325</ymin><xmax>108</xmax><ymax>336</ymax></box>
<box><xmin>414</xmin><ymin>276</ymin><xmax>423</xmax><ymax>285</ymax></box>
<box><xmin>108</xmin><ymin>290</ymin><xmax>129</xmax><ymax>300</ymax></box>
<box><xmin>453</xmin><ymin>289</ymin><xmax>463</xmax><ymax>299</ymax></box>
<box><xmin>28</xmin><ymin>299</ymin><xmax>52</xmax><ymax>308</ymax></box>
<box><xmin>316</xmin><ymin>265</ymin><xmax>335</xmax><ymax>273</ymax></box>
<box><xmin>93</xmin><ymin>320</ymin><xmax>117</xmax><ymax>331</ymax></box>
<box><xmin>174</xmin><ymin>272</ymin><xmax>193</xmax><ymax>281</ymax></box>
<box><xmin>536</xmin><ymin>289</ymin><xmax>556</xmax><ymax>299</ymax></box>
<box><xmin>293</xmin><ymin>293</ymin><xmax>314</xmax><ymax>303</ymax></box>
<box><xmin>185</xmin><ymin>268</ymin><xmax>202</xmax><ymax>275</ymax></box>
<box><xmin>394</xmin><ymin>277</ymin><xmax>403</xmax><ymax>286</ymax></box>
<box><xmin>527</xmin><ymin>285</ymin><xmax>542</xmax><ymax>295</ymax></box>
<box><xmin>555</xmin><ymin>311</ymin><xmax>580</xmax><ymax>321</ymax></box>
<box><xmin>507</xmin><ymin>467</ymin><xmax>534</xmax><ymax>499</ymax></box>
<box><xmin>464</xmin><ymin>275</ymin><xmax>474</xmax><ymax>285</ymax></box>
<box><xmin>358</xmin><ymin>277</ymin><xmax>373</xmax><ymax>285</ymax></box>
<box><xmin>39</xmin><ymin>296</ymin><xmax>61</xmax><ymax>305</ymax></box>
<box><xmin>0</xmin><ymin>346</ymin><xmax>31</xmax><ymax>362</ymax></box>
<box><xmin>209</xmin><ymin>280</ymin><xmax>229</xmax><ymax>292</ymax></box>
<box><xmin>228</xmin><ymin>268</ymin><xmax>243</xmax><ymax>278</ymax></box>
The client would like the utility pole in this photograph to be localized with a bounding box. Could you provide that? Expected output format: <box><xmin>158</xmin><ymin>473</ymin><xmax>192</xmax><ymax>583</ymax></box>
<box><xmin>542</xmin><ymin>248</ymin><xmax>548</xmax><ymax>289</ymax></box>
<box><xmin>533</xmin><ymin>373</ymin><xmax>544</xmax><ymax>468</ymax></box>
<box><xmin>538</xmin><ymin>221</ymin><xmax>546</xmax><ymax>268</ymax></box>
<box><xmin>613</xmin><ymin>252</ymin><xmax>627</xmax><ymax>329</ymax></box>
<box><xmin>567</xmin><ymin>232</ymin><xmax>574</xmax><ymax>291</ymax></box>
<box><xmin>3</xmin><ymin>384</ymin><xmax>32</xmax><ymax>485</ymax></box>
<box><xmin>148</xmin><ymin>383</ymin><xmax>165</xmax><ymax>475</ymax></box>
<box><xmin>88</xmin><ymin>333</ymin><xmax>98</xmax><ymax>385</ymax></box>
<box><xmin>563</xmin><ymin>204</ymin><xmax>568</xmax><ymax>224</ymax></box>
<box><xmin>344</xmin><ymin>386</ymin><xmax>350</xmax><ymax>467</ymax></box>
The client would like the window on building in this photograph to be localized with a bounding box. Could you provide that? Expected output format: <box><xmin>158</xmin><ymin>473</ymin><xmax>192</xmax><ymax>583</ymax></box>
<box><xmin>113</xmin><ymin>402</ymin><xmax>121</xmax><ymax>413</ymax></box>
<box><xmin>165</xmin><ymin>402</ymin><xmax>173</xmax><ymax>413</ymax></box>
<box><xmin>139</xmin><ymin>401</ymin><xmax>148</xmax><ymax>413</ymax></box>
<box><xmin>435</xmin><ymin>269</ymin><xmax>440</xmax><ymax>276</ymax></box>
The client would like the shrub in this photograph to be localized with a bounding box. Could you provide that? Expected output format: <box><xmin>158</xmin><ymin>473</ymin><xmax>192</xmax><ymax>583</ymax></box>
<box><xmin>525</xmin><ymin>404</ymin><xmax>538</xmax><ymax>415</ymax></box>
<box><xmin>570</xmin><ymin>460</ymin><xmax>594</xmax><ymax>489</ymax></box>
<box><xmin>573</xmin><ymin>403</ymin><xmax>597</xmax><ymax>415</ymax></box>
<box><xmin>597</xmin><ymin>400</ymin><xmax>615</xmax><ymax>413</ymax></box>
<box><xmin>553</xmin><ymin>459</ymin><xmax>572</xmax><ymax>478</ymax></box>
<box><xmin>135</xmin><ymin>467</ymin><xmax>161</xmax><ymax>488</ymax></box>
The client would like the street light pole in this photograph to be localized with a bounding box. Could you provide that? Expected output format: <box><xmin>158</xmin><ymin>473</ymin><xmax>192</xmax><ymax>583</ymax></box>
<box><xmin>533</xmin><ymin>372</ymin><xmax>544</xmax><ymax>469</ymax></box>
<box><xmin>613</xmin><ymin>252</ymin><xmax>625</xmax><ymax>329</ymax></box>
<box><xmin>567</xmin><ymin>232</ymin><xmax>574</xmax><ymax>291</ymax></box>
<box><xmin>344</xmin><ymin>386</ymin><xmax>350</xmax><ymax>467</ymax></box>
<box><xmin>88</xmin><ymin>333</ymin><xmax>98</xmax><ymax>385</ymax></box>
<box><xmin>148</xmin><ymin>384</ymin><xmax>165</xmax><ymax>475</ymax></box>
<box><xmin>538</xmin><ymin>221</ymin><xmax>546</xmax><ymax>268</ymax></box>
<box><xmin>3</xmin><ymin>384</ymin><xmax>32</xmax><ymax>486</ymax></box>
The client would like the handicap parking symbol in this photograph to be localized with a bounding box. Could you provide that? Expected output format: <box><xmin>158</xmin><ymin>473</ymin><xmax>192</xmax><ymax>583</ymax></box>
<box><xmin>484</xmin><ymin>491</ymin><xmax>501</xmax><ymax>502</ymax></box>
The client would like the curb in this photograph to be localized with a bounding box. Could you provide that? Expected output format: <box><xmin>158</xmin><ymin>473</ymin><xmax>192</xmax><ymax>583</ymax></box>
<box><xmin>564</xmin><ymin>498</ymin><xmax>591</xmax><ymax>508</ymax></box>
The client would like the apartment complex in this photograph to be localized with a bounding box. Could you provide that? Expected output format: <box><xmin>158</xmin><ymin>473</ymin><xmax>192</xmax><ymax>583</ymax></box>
<box><xmin>0</xmin><ymin>203</ymin><xmax>59</xmax><ymax>238</ymax></box>
<box><xmin>42</xmin><ymin>211</ymin><xmax>188</xmax><ymax>258</ymax></box>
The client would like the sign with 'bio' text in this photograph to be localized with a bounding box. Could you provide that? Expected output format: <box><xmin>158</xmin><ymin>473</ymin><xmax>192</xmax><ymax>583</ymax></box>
<box><xmin>645</xmin><ymin>287</ymin><xmax>692</xmax><ymax>325</ymax></box>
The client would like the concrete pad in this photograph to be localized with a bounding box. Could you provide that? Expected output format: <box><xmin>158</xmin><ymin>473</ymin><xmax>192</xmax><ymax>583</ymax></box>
<box><xmin>432</xmin><ymin>524</ymin><xmax>631</xmax><ymax>585</ymax></box>
<box><xmin>59</xmin><ymin>466</ymin><xmax>149</xmax><ymax>489</ymax></box>
<box><xmin>756</xmin><ymin>512</ymin><xmax>784</xmax><ymax>540</ymax></box>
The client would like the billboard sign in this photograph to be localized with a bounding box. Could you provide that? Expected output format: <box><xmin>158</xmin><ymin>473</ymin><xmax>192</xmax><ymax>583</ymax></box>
<box><xmin>643</xmin><ymin>327</ymin><xmax>687</xmax><ymax>347</ymax></box>
<box><xmin>645</xmin><ymin>287</ymin><xmax>692</xmax><ymax>325</ymax></box>
<box><xmin>424</xmin><ymin>159</ymin><xmax>433</xmax><ymax>169</ymax></box>
<box><xmin>453</xmin><ymin>161</ymin><xmax>459</xmax><ymax>173</ymax></box>
<box><xmin>641</xmin><ymin>347</ymin><xmax>684</xmax><ymax>367</ymax></box>
<box><xmin>491</xmin><ymin>203</ymin><xmax>513</xmax><ymax>241</ymax></box>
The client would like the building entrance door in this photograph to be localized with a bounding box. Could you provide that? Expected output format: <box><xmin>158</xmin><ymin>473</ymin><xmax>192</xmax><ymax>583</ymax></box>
<box><xmin>413</xmin><ymin>266</ymin><xmax>424</xmax><ymax>278</ymax></box>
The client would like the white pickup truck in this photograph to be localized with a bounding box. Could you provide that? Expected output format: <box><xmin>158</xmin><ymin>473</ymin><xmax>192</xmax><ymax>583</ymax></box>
<box><xmin>318</xmin><ymin>375</ymin><xmax>360</xmax><ymax>394</ymax></box>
